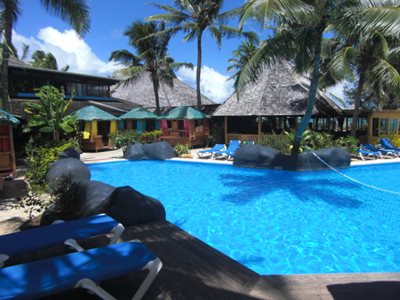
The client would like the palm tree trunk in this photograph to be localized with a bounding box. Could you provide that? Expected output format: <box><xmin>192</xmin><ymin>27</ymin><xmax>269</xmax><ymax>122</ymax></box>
<box><xmin>196</xmin><ymin>31</ymin><xmax>203</xmax><ymax>110</ymax></box>
<box><xmin>151</xmin><ymin>72</ymin><xmax>161</xmax><ymax>115</ymax></box>
<box><xmin>291</xmin><ymin>26</ymin><xmax>324</xmax><ymax>155</ymax></box>
<box><xmin>1</xmin><ymin>0</ymin><xmax>14</xmax><ymax>109</ymax></box>
<box><xmin>350</xmin><ymin>70</ymin><xmax>366</xmax><ymax>137</ymax></box>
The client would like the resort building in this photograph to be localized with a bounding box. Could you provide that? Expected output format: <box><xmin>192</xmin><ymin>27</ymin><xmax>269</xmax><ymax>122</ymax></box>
<box><xmin>213</xmin><ymin>61</ymin><xmax>347</xmax><ymax>143</ymax></box>
<box><xmin>111</xmin><ymin>72</ymin><xmax>218</xmax><ymax>114</ymax></box>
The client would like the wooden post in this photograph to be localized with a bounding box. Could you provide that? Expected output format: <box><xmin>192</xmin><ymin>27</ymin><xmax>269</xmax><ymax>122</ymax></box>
<box><xmin>258</xmin><ymin>116</ymin><xmax>262</xmax><ymax>143</ymax></box>
<box><xmin>9</xmin><ymin>125</ymin><xmax>16</xmax><ymax>177</ymax></box>
<box><xmin>224</xmin><ymin>116</ymin><xmax>228</xmax><ymax>144</ymax></box>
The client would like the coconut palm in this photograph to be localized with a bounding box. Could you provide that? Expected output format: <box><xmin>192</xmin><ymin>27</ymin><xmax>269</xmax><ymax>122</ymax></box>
<box><xmin>29</xmin><ymin>50</ymin><xmax>70</xmax><ymax>71</ymax></box>
<box><xmin>147</xmin><ymin>0</ymin><xmax>256</xmax><ymax>109</ymax></box>
<box><xmin>0</xmin><ymin>0</ymin><xmax>90</xmax><ymax>107</ymax></box>
<box><xmin>237</xmin><ymin>0</ymin><xmax>400</xmax><ymax>154</ymax></box>
<box><xmin>227</xmin><ymin>40</ymin><xmax>259</xmax><ymax>90</ymax></box>
<box><xmin>109</xmin><ymin>21</ymin><xmax>193</xmax><ymax>115</ymax></box>
<box><xmin>329</xmin><ymin>32</ymin><xmax>400</xmax><ymax>137</ymax></box>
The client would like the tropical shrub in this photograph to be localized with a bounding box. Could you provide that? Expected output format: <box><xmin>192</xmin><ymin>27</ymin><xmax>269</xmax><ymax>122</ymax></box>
<box><xmin>260</xmin><ymin>132</ymin><xmax>292</xmax><ymax>154</ymax></box>
<box><xmin>140</xmin><ymin>130</ymin><xmax>162</xmax><ymax>143</ymax></box>
<box><xmin>174</xmin><ymin>144</ymin><xmax>191</xmax><ymax>156</ymax></box>
<box><xmin>111</xmin><ymin>131</ymin><xmax>138</xmax><ymax>149</ymax></box>
<box><xmin>25</xmin><ymin>139</ymin><xmax>79</xmax><ymax>190</ymax></box>
<box><xmin>24</xmin><ymin>85</ymin><xmax>77</xmax><ymax>142</ymax></box>
<box><xmin>334</xmin><ymin>136</ymin><xmax>359</xmax><ymax>154</ymax></box>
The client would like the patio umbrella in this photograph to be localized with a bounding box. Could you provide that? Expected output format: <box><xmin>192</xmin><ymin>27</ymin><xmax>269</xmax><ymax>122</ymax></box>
<box><xmin>162</xmin><ymin>106</ymin><xmax>209</xmax><ymax>120</ymax></box>
<box><xmin>73</xmin><ymin>105</ymin><xmax>119</xmax><ymax>121</ymax></box>
<box><xmin>119</xmin><ymin>107</ymin><xmax>158</xmax><ymax>120</ymax></box>
<box><xmin>0</xmin><ymin>109</ymin><xmax>19</xmax><ymax>125</ymax></box>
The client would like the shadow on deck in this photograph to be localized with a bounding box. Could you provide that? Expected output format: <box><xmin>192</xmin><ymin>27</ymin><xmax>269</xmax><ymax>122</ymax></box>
<box><xmin>121</xmin><ymin>221</ymin><xmax>400</xmax><ymax>300</ymax></box>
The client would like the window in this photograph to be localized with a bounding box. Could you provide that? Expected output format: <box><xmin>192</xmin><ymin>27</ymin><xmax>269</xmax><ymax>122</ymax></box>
<box><xmin>379</xmin><ymin>118</ymin><xmax>388</xmax><ymax>135</ymax></box>
<box><xmin>389</xmin><ymin>119</ymin><xmax>397</xmax><ymax>134</ymax></box>
<box><xmin>372</xmin><ymin>118</ymin><xmax>379</xmax><ymax>136</ymax></box>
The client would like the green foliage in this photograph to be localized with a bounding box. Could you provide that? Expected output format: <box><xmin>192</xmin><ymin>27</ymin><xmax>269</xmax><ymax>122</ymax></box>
<box><xmin>333</xmin><ymin>136</ymin><xmax>359</xmax><ymax>154</ymax></box>
<box><xmin>140</xmin><ymin>130</ymin><xmax>162</xmax><ymax>143</ymax></box>
<box><xmin>24</xmin><ymin>85</ymin><xmax>77</xmax><ymax>142</ymax></box>
<box><xmin>262</xmin><ymin>130</ymin><xmax>358</xmax><ymax>154</ymax></box>
<box><xmin>111</xmin><ymin>131</ymin><xmax>138</xmax><ymax>148</ymax></box>
<box><xmin>174</xmin><ymin>144</ymin><xmax>191</xmax><ymax>156</ymax></box>
<box><xmin>260</xmin><ymin>132</ymin><xmax>292</xmax><ymax>155</ymax></box>
<box><xmin>25</xmin><ymin>139</ymin><xmax>79</xmax><ymax>189</ymax></box>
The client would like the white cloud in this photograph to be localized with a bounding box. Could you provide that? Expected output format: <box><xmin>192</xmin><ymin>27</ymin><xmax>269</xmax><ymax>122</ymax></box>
<box><xmin>177</xmin><ymin>66</ymin><xmax>233</xmax><ymax>103</ymax></box>
<box><xmin>12</xmin><ymin>27</ymin><xmax>120</xmax><ymax>76</ymax></box>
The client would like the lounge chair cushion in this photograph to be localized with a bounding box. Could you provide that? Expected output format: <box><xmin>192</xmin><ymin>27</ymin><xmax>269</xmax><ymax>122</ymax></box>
<box><xmin>0</xmin><ymin>241</ymin><xmax>156</xmax><ymax>300</ymax></box>
<box><xmin>0</xmin><ymin>214</ymin><xmax>119</xmax><ymax>257</ymax></box>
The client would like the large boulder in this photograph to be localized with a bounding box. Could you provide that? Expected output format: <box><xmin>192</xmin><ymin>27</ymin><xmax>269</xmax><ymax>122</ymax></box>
<box><xmin>103</xmin><ymin>186</ymin><xmax>166</xmax><ymax>227</ymax></box>
<box><xmin>233</xmin><ymin>144</ymin><xmax>280</xmax><ymax>168</ymax></box>
<box><xmin>143</xmin><ymin>141</ymin><xmax>176</xmax><ymax>160</ymax></box>
<box><xmin>40</xmin><ymin>180</ymin><xmax>115</xmax><ymax>225</ymax></box>
<box><xmin>41</xmin><ymin>181</ymin><xmax>166</xmax><ymax>227</ymax></box>
<box><xmin>234</xmin><ymin>145</ymin><xmax>351</xmax><ymax>171</ymax></box>
<box><xmin>123</xmin><ymin>143</ymin><xmax>148</xmax><ymax>160</ymax></box>
<box><xmin>59</xmin><ymin>147</ymin><xmax>80</xmax><ymax>160</ymax></box>
<box><xmin>123</xmin><ymin>141</ymin><xmax>176</xmax><ymax>160</ymax></box>
<box><xmin>45</xmin><ymin>158</ymin><xmax>90</xmax><ymax>188</ymax></box>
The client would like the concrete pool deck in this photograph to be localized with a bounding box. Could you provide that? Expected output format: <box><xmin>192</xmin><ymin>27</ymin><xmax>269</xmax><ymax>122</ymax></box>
<box><xmin>80</xmin><ymin>147</ymin><xmax>400</xmax><ymax>167</ymax></box>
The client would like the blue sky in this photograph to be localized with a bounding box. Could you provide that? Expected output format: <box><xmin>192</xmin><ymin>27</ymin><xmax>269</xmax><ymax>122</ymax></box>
<box><xmin>13</xmin><ymin>0</ymin><xmax>342</xmax><ymax>102</ymax></box>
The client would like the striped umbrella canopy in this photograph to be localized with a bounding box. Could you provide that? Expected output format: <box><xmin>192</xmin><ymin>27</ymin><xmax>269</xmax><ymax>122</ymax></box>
<box><xmin>73</xmin><ymin>105</ymin><xmax>119</xmax><ymax>121</ymax></box>
<box><xmin>162</xmin><ymin>106</ymin><xmax>209</xmax><ymax>120</ymax></box>
<box><xmin>119</xmin><ymin>107</ymin><xmax>158</xmax><ymax>120</ymax></box>
<box><xmin>0</xmin><ymin>109</ymin><xmax>20</xmax><ymax>125</ymax></box>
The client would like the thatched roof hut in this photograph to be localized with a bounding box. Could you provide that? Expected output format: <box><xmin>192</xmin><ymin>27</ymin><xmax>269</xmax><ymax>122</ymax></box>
<box><xmin>212</xmin><ymin>61</ymin><xmax>344</xmax><ymax>144</ymax></box>
<box><xmin>213</xmin><ymin>61</ymin><xmax>343</xmax><ymax>117</ymax></box>
<box><xmin>111</xmin><ymin>72</ymin><xmax>216</xmax><ymax>111</ymax></box>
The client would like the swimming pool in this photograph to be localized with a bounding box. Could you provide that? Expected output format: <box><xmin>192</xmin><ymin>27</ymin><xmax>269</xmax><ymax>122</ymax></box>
<box><xmin>89</xmin><ymin>160</ymin><xmax>400</xmax><ymax>275</ymax></box>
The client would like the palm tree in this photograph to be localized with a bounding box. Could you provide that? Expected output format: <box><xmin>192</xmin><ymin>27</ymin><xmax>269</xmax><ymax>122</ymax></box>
<box><xmin>227</xmin><ymin>40</ymin><xmax>259</xmax><ymax>90</ymax></box>
<box><xmin>237</xmin><ymin>0</ymin><xmax>400</xmax><ymax>154</ymax></box>
<box><xmin>109</xmin><ymin>21</ymin><xmax>193</xmax><ymax>115</ymax></box>
<box><xmin>328</xmin><ymin>32</ymin><xmax>400</xmax><ymax>137</ymax></box>
<box><xmin>0</xmin><ymin>0</ymin><xmax>90</xmax><ymax>107</ymax></box>
<box><xmin>147</xmin><ymin>0</ymin><xmax>256</xmax><ymax>109</ymax></box>
<box><xmin>29</xmin><ymin>50</ymin><xmax>70</xmax><ymax>71</ymax></box>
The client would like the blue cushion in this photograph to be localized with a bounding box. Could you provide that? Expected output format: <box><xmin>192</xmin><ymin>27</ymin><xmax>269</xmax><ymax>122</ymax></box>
<box><xmin>0</xmin><ymin>241</ymin><xmax>156</xmax><ymax>300</ymax></box>
<box><xmin>0</xmin><ymin>214</ymin><xmax>119</xmax><ymax>257</ymax></box>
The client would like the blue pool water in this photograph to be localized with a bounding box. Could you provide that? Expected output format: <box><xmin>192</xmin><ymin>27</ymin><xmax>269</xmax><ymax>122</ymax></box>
<box><xmin>89</xmin><ymin>160</ymin><xmax>400</xmax><ymax>275</ymax></box>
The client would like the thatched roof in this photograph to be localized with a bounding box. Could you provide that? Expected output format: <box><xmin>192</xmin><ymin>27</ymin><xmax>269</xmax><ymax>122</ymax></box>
<box><xmin>120</xmin><ymin>107</ymin><xmax>158</xmax><ymax>120</ymax></box>
<box><xmin>73</xmin><ymin>105</ymin><xmax>119</xmax><ymax>121</ymax></box>
<box><xmin>213</xmin><ymin>61</ymin><xmax>343</xmax><ymax>117</ymax></box>
<box><xmin>111</xmin><ymin>72</ymin><xmax>216</xmax><ymax>109</ymax></box>
<box><xmin>161</xmin><ymin>106</ymin><xmax>209</xmax><ymax>120</ymax></box>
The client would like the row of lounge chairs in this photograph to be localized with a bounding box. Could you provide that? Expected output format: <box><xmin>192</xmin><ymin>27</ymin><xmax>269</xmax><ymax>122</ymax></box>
<box><xmin>0</xmin><ymin>214</ymin><xmax>162</xmax><ymax>300</ymax></box>
<box><xmin>197</xmin><ymin>140</ymin><xmax>243</xmax><ymax>160</ymax></box>
<box><xmin>357</xmin><ymin>138</ymin><xmax>400</xmax><ymax>160</ymax></box>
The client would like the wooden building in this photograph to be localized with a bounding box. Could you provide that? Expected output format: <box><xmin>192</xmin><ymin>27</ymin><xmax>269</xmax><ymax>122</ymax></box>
<box><xmin>0</xmin><ymin>109</ymin><xmax>19</xmax><ymax>186</ymax></box>
<box><xmin>213</xmin><ymin>62</ymin><xmax>344</xmax><ymax>143</ymax></box>
<box><xmin>160</xmin><ymin>106</ymin><xmax>210</xmax><ymax>146</ymax></box>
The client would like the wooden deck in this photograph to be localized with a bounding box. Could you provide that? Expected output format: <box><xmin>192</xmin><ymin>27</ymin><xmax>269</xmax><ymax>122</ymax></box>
<box><xmin>120</xmin><ymin>221</ymin><xmax>400</xmax><ymax>300</ymax></box>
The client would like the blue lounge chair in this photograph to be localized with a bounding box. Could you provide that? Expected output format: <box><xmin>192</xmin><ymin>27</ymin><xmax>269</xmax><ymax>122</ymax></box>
<box><xmin>214</xmin><ymin>140</ymin><xmax>241</xmax><ymax>160</ymax></box>
<box><xmin>380</xmin><ymin>138</ymin><xmax>400</xmax><ymax>154</ymax></box>
<box><xmin>0</xmin><ymin>214</ymin><xmax>124</xmax><ymax>267</ymax></box>
<box><xmin>197</xmin><ymin>144</ymin><xmax>225</xmax><ymax>158</ymax></box>
<box><xmin>0</xmin><ymin>240</ymin><xmax>162</xmax><ymax>300</ymax></box>
<box><xmin>362</xmin><ymin>144</ymin><xmax>396</xmax><ymax>158</ymax></box>
<box><xmin>357</xmin><ymin>147</ymin><xmax>382</xmax><ymax>160</ymax></box>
